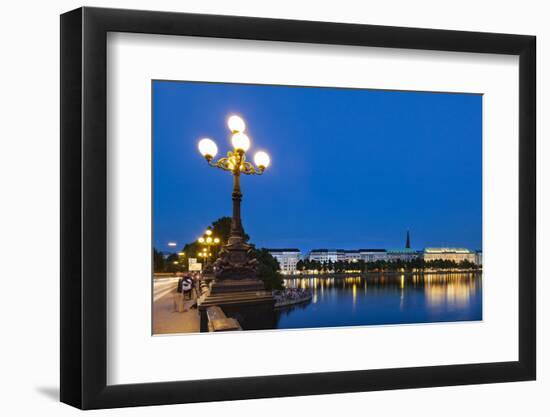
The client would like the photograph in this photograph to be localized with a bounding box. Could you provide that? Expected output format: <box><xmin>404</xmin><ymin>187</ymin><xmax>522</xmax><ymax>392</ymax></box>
<box><xmin>152</xmin><ymin>80</ymin><xmax>483</xmax><ymax>335</ymax></box>
<box><xmin>0</xmin><ymin>0</ymin><xmax>543</xmax><ymax>413</ymax></box>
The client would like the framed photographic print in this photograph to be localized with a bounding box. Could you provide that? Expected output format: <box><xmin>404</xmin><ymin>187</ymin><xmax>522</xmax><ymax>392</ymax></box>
<box><xmin>60</xmin><ymin>6</ymin><xmax>536</xmax><ymax>409</ymax></box>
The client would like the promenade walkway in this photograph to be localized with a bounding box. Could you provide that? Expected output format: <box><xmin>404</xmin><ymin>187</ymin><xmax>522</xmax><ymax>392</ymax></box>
<box><xmin>153</xmin><ymin>278</ymin><xmax>200</xmax><ymax>334</ymax></box>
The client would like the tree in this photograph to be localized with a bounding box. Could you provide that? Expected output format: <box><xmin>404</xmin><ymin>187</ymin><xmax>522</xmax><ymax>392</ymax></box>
<box><xmin>153</xmin><ymin>248</ymin><xmax>165</xmax><ymax>273</ymax></box>
<box><xmin>165</xmin><ymin>253</ymin><xmax>184</xmax><ymax>274</ymax></box>
<box><xmin>211</xmin><ymin>216</ymin><xmax>249</xmax><ymax>244</ymax></box>
<box><xmin>181</xmin><ymin>216</ymin><xmax>251</xmax><ymax>265</ymax></box>
<box><xmin>254</xmin><ymin>248</ymin><xmax>284</xmax><ymax>290</ymax></box>
<box><xmin>182</xmin><ymin>241</ymin><xmax>201</xmax><ymax>265</ymax></box>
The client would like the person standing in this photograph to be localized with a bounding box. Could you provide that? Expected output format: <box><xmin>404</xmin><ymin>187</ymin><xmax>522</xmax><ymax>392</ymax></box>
<box><xmin>181</xmin><ymin>275</ymin><xmax>193</xmax><ymax>300</ymax></box>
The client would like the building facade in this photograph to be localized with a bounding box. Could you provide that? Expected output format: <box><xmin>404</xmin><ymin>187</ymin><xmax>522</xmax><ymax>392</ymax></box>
<box><xmin>308</xmin><ymin>249</ymin><xmax>343</xmax><ymax>263</ymax></box>
<box><xmin>386</xmin><ymin>248</ymin><xmax>420</xmax><ymax>262</ymax></box>
<box><xmin>267</xmin><ymin>249</ymin><xmax>302</xmax><ymax>274</ymax></box>
<box><xmin>359</xmin><ymin>249</ymin><xmax>388</xmax><ymax>262</ymax></box>
<box><xmin>309</xmin><ymin>249</ymin><xmax>388</xmax><ymax>264</ymax></box>
<box><xmin>422</xmin><ymin>248</ymin><xmax>476</xmax><ymax>263</ymax></box>
<box><xmin>475</xmin><ymin>250</ymin><xmax>483</xmax><ymax>266</ymax></box>
<box><xmin>343</xmin><ymin>250</ymin><xmax>361</xmax><ymax>262</ymax></box>
<box><xmin>299</xmin><ymin>246</ymin><xmax>478</xmax><ymax>267</ymax></box>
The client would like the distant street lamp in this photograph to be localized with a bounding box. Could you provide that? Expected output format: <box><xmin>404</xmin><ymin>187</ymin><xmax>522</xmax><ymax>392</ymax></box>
<box><xmin>198</xmin><ymin>249</ymin><xmax>212</xmax><ymax>259</ymax></box>
<box><xmin>197</xmin><ymin>228</ymin><xmax>220</xmax><ymax>269</ymax></box>
<box><xmin>197</xmin><ymin>115</ymin><xmax>270</xmax><ymax>281</ymax></box>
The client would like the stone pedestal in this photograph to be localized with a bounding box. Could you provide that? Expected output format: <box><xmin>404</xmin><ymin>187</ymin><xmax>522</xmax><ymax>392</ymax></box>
<box><xmin>212</xmin><ymin>239</ymin><xmax>259</xmax><ymax>281</ymax></box>
<box><xmin>198</xmin><ymin>289</ymin><xmax>275</xmax><ymax>332</ymax></box>
<box><xmin>210</xmin><ymin>279</ymin><xmax>265</xmax><ymax>294</ymax></box>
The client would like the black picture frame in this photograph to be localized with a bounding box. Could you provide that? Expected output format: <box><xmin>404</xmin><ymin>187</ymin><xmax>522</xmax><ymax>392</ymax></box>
<box><xmin>60</xmin><ymin>6</ymin><xmax>536</xmax><ymax>410</ymax></box>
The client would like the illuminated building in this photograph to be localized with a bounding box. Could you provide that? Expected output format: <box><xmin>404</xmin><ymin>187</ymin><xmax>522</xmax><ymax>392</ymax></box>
<box><xmin>422</xmin><ymin>248</ymin><xmax>476</xmax><ymax>263</ymax></box>
<box><xmin>359</xmin><ymin>249</ymin><xmax>388</xmax><ymax>262</ymax></box>
<box><xmin>308</xmin><ymin>249</ymin><xmax>342</xmax><ymax>263</ymax></box>
<box><xmin>475</xmin><ymin>250</ymin><xmax>483</xmax><ymax>266</ymax></box>
<box><xmin>267</xmin><ymin>249</ymin><xmax>301</xmax><ymax>274</ymax></box>
<box><xmin>343</xmin><ymin>250</ymin><xmax>361</xmax><ymax>262</ymax></box>
<box><xmin>386</xmin><ymin>248</ymin><xmax>420</xmax><ymax>262</ymax></box>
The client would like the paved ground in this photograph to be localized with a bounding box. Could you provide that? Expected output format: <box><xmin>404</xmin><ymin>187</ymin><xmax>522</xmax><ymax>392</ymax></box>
<box><xmin>153</xmin><ymin>277</ymin><xmax>200</xmax><ymax>334</ymax></box>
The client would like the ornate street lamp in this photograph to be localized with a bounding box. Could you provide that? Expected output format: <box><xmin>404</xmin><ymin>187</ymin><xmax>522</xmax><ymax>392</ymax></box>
<box><xmin>198</xmin><ymin>115</ymin><xmax>270</xmax><ymax>282</ymax></box>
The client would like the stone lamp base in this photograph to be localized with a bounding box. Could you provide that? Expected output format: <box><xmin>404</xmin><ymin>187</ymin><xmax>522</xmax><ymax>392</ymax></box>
<box><xmin>198</xmin><ymin>289</ymin><xmax>275</xmax><ymax>332</ymax></box>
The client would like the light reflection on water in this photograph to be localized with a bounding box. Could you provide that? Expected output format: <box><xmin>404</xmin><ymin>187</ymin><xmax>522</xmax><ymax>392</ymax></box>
<box><xmin>275</xmin><ymin>272</ymin><xmax>482</xmax><ymax>330</ymax></box>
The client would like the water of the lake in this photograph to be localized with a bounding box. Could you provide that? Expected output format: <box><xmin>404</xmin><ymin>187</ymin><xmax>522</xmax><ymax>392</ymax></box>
<box><xmin>275</xmin><ymin>272</ymin><xmax>482</xmax><ymax>330</ymax></box>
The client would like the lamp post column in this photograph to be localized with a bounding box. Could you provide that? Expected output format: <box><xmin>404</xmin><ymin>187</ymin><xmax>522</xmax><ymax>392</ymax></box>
<box><xmin>229</xmin><ymin>169</ymin><xmax>245</xmax><ymax>244</ymax></box>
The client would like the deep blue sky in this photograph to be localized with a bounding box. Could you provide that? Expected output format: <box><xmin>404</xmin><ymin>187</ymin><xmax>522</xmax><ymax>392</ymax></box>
<box><xmin>153</xmin><ymin>81</ymin><xmax>482</xmax><ymax>254</ymax></box>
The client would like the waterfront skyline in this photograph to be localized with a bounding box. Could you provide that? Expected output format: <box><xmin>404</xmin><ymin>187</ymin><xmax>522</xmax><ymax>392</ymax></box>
<box><xmin>160</xmin><ymin>240</ymin><xmax>482</xmax><ymax>256</ymax></box>
<box><xmin>153</xmin><ymin>81</ymin><xmax>482</xmax><ymax>254</ymax></box>
<box><xmin>263</xmin><ymin>232</ymin><xmax>481</xmax><ymax>254</ymax></box>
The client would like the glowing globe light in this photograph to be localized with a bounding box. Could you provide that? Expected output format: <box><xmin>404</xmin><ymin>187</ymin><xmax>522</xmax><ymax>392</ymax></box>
<box><xmin>227</xmin><ymin>115</ymin><xmax>246</xmax><ymax>133</ymax></box>
<box><xmin>205</xmin><ymin>229</ymin><xmax>212</xmax><ymax>236</ymax></box>
<box><xmin>198</xmin><ymin>237</ymin><xmax>205</xmax><ymax>243</ymax></box>
<box><xmin>231</xmin><ymin>132</ymin><xmax>251</xmax><ymax>152</ymax></box>
<box><xmin>206</xmin><ymin>237</ymin><xmax>212</xmax><ymax>243</ymax></box>
<box><xmin>214</xmin><ymin>238</ymin><xmax>220</xmax><ymax>243</ymax></box>
<box><xmin>198</xmin><ymin>138</ymin><xmax>218</xmax><ymax>159</ymax></box>
<box><xmin>254</xmin><ymin>151</ymin><xmax>271</xmax><ymax>169</ymax></box>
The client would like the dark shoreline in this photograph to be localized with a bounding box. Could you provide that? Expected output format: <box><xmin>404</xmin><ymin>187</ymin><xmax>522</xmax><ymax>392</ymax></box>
<box><xmin>285</xmin><ymin>269</ymin><xmax>482</xmax><ymax>279</ymax></box>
